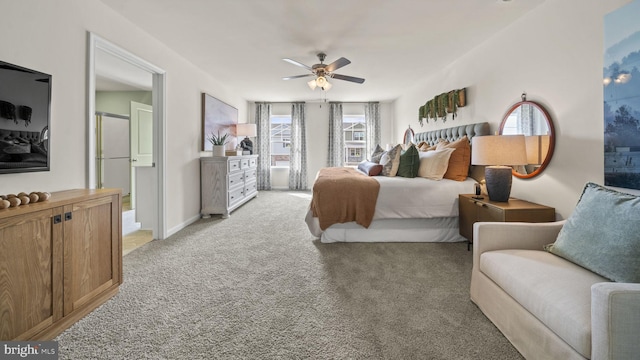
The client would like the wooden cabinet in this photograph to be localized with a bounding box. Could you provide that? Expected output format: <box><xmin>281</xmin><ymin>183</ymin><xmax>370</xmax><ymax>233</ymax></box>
<box><xmin>201</xmin><ymin>155</ymin><xmax>258</xmax><ymax>218</ymax></box>
<box><xmin>0</xmin><ymin>189</ymin><xmax>122</xmax><ymax>340</ymax></box>
<box><xmin>459</xmin><ymin>194</ymin><xmax>555</xmax><ymax>249</ymax></box>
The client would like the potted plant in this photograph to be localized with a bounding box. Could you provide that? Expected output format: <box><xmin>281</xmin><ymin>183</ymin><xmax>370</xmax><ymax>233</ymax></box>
<box><xmin>207</xmin><ymin>130</ymin><xmax>229</xmax><ymax>156</ymax></box>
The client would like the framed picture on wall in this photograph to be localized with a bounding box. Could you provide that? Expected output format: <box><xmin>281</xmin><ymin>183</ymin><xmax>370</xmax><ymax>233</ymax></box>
<box><xmin>603</xmin><ymin>0</ymin><xmax>640</xmax><ymax>190</ymax></box>
<box><xmin>201</xmin><ymin>93</ymin><xmax>238</xmax><ymax>151</ymax></box>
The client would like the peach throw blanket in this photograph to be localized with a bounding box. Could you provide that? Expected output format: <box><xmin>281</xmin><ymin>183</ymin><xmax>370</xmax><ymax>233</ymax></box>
<box><xmin>310</xmin><ymin>167</ymin><xmax>380</xmax><ymax>230</ymax></box>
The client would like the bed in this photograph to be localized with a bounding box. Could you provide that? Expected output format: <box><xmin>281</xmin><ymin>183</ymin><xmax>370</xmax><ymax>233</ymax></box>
<box><xmin>305</xmin><ymin>122</ymin><xmax>490</xmax><ymax>243</ymax></box>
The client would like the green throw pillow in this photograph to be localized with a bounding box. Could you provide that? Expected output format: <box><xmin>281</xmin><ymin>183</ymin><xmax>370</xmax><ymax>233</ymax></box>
<box><xmin>397</xmin><ymin>145</ymin><xmax>420</xmax><ymax>178</ymax></box>
<box><xmin>547</xmin><ymin>182</ymin><xmax>640</xmax><ymax>283</ymax></box>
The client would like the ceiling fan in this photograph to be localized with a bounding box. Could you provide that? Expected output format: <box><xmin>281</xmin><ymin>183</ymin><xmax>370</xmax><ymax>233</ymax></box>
<box><xmin>282</xmin><ymin>53</ymin><xmax>365</xmax><ymax>91</ymax></box>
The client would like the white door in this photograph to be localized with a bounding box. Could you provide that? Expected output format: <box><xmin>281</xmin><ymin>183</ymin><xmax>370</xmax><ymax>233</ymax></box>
<box><xmin>130</xmin><ymin>101</ymin><xmax>153</xmax><ymax>212</ymax></box>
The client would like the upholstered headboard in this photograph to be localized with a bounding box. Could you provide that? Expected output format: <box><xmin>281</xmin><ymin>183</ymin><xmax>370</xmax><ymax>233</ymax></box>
<box><xmin>414</xmin><ymin>122</ymin><xmax>490</xmax><ymax>145</ymax></box>
<box><xmin>414</xmin><ymin>122</ymin><xmax>491</xmax><ymax>182</ymax></box>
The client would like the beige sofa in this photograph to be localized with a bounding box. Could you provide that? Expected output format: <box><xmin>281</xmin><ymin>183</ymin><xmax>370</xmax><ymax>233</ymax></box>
<box><xmin>470</xmin><ymin>221</ymin><xmax>640</xmax><ymax>360</ymax></box>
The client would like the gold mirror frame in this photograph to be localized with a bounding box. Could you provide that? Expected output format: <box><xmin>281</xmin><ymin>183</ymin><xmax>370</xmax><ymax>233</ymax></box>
<box><xmin>499</xmin><ymin>98</ymin><xmax>555</xmax><ymax>179</ymax></box>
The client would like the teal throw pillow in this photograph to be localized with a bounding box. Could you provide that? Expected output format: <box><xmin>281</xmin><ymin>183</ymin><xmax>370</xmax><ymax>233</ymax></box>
<box><xmin>547</xmin><ymin>182</ymin><xmax>640</xmax><ymax>283</ymax></box>
<box><xmin>397</xmin><ymin>145</ymin><xmax>420</xmax><ymax>178</ymax></box>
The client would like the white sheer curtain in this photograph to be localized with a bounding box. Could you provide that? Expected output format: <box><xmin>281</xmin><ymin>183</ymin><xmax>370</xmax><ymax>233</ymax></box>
<box><xmin>328</xmin><ymin>102</ymin><xmax>344</xmax><ymax>167</ymax></box>
<box><xmin>255</xmin><ymin>102</ymin><xmax>271</xmax><ymax>190</ymax></box>
<box><xmin>364</xmin><ymin>102</ymin><xmax>380</xmax><ymax>156</ymax></box>
<box><xmin>289</xmin><ymin>103</ymin><xmax>307</xmax><ymax>190</ymax></box>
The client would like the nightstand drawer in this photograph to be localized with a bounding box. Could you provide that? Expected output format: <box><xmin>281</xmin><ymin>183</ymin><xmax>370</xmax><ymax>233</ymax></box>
<box><xmin>458</xmin><ymin>194</ymin><xmax>555</xmax><ymax>250</ymax></box>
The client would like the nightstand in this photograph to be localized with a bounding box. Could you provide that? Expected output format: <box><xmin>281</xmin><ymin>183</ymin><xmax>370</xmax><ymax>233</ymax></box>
<box><xmin>459</xmin><ymin>194</ymin><xmax>555</xmax><ymax>250</ymax></box>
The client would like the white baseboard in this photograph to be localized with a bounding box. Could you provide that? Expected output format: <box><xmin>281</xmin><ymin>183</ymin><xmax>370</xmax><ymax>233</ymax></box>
<box><xmin>166</xmin><ymin>213</ymin><xmax>202</xmax><ymax>238</ymax></box>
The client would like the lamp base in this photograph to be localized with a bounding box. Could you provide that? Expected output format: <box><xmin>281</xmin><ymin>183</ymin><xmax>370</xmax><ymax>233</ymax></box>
<box><xmin>240</xmin><ymin>137</ymin><xmax>253</xmax><ymax>155</ymax></box>
<box><xmin>484</xmin><ymin>166</ymin><xmax>513</xmax><ymax>202</ymax></box>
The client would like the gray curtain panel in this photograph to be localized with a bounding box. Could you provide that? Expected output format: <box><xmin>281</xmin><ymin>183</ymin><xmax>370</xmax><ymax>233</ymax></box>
<box><xmin>328</xmin><ymin>102</ymin><xmax>344</xmax><ymax>167</ymax></box>
<box><xmin>255</xmin><ymin>102</ymin><xmax>271</xmax><ymax>190</ymax></box>
<box><xmin>289</xmin><ymin>102</ymin><xmax>308</xmax><ymax>190</ymax></box>
<box><xmin>364</xmin><ymin>102</ymin><xmax>381</xmax><ymax>157</ymax></box>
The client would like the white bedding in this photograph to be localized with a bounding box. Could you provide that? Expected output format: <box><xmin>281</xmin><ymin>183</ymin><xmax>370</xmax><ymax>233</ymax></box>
<box><xmin>371</xmin><ymin>176</ymin><xmax>475</xmax><ymax>220</ymax></box>
<box><xmin>305</xmin><ymin>176</ymin><xmax>475</xmax><ymax>240</ymax></box>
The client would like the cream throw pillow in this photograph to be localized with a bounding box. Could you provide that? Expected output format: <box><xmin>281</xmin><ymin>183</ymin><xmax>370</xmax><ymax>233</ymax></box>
<box><xmin>418</xmin><ymin>148</ymin><xmax>455</xmax><ymax>180</ymax></box>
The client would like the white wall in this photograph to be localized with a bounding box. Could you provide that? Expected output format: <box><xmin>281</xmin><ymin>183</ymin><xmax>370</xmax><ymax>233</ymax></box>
<box><xmin>394</xmin><ymin>0</ymin><xmax>634</xmax><ymax>219</ymax></box>
<box><xmin>249</xmin><ymin>101</ymin><xmax>394</xmax><ymax>189</ymax></box>
<box><xmin>0</xmin><ymin>0</ymin><xmax>247</xmax><ymax>234</ymax></box>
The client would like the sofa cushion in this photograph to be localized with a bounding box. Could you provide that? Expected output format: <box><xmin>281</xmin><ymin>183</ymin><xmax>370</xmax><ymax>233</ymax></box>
<box><xmin>480</xmin><ymin>249</ymin><xmax>610</xmax><ymax>358</ymax></box>
<box><xmin>547</xmin><ymin>182</ymin><xmax>640</xmax><ymax>283</ymax></box>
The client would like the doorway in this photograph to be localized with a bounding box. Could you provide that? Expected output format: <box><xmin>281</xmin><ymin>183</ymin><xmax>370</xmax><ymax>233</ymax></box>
<box><xmin>87</xmin><ymin>32</ymin><xmax>167</xmax><ymax>242</ymax></box>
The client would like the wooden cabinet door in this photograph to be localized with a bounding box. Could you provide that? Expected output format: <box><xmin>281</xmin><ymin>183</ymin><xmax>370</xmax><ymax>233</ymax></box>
<box><xmin>0</xmin><ymin>208</ymin><xmax>63</xmax><ymax>340</ymax></box>
<box><xmin>63</xmin><ymin>195</ymin><xmax>120</xmax><ymax>316</ymax></box>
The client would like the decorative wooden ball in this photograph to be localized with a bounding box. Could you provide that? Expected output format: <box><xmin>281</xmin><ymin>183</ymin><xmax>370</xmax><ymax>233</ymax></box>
<box><xmin>29</xmin><ymin>193</ymin><xmax>39</xmax><ymax>203</ymax></box>
<box><xmin>38</xmin><ymin>192</ymin><xmax>51</xmax><ymax>201</ymax></box>
<box><xmin>8</xmin><ymin>197</ymin><xmax>21</xmax><ymax>207</ymax></box>
<box><xmin>0</xmin><ymin>199</ymin><xmax>10</xmax><ymax>209</ymax></box>
<box><xmin>19</xmin><ymin>195</ymin><xmax>30</xmax><ymax>205</ymax></box>
<box><xmin>7</xmin><ymin>194</ymin><xmax>17</xmax><ymax>199</ymax></box>
<box><xmin>18</xmin><ymin>192</ymin><xmax>28</xmax><ymax>198</ymax></box>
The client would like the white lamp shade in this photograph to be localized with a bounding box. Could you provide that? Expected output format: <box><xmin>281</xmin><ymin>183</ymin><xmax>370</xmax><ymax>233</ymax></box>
<box><xmin>236</xmin><ymin>123</ymin><xmax>257</xmax><ymax>137</ymax></box>
<box><xmin>471</xmin><ymin>135</ymin><xmax>527</xmax><ymax>166</ymax></box>
<box><xmin>307</xmin><ymin>79</ymin><xmax>317</xmax><ymax>90</ymax></box>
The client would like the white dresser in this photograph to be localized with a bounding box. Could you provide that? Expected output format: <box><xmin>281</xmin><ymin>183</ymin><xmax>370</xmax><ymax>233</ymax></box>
<box><xmin>200</xmin><ymin>155</ymin><xmax>258</xmax><ymax>218</ymax></box>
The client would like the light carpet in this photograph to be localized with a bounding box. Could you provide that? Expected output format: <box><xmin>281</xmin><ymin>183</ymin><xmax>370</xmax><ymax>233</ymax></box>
<box><xmin>56</xmin><ymin>190</ymin><xmax>522</xmax><ymax>359</ymax></box>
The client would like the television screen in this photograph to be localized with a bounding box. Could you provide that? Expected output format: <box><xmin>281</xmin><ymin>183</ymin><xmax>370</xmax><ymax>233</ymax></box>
<box><xmin>0</xmin><ymin>60</ymin><xmax>51</xmax><ymax>174</ymax></box>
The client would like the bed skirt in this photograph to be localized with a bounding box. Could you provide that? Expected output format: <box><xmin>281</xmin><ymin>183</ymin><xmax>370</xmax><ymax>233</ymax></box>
<box><xmin>305</xmin><ymin>210</ymin><xmax>465</xmax><ymax>243</ymax></box>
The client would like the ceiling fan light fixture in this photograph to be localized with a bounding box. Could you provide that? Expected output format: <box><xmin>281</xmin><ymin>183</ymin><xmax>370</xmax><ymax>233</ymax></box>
<box><xmin>321</xmin><ymin>81</ymin><xmax>332</xmax><ymax>91</ymax></box>
<box><xmin>316</xmin><ymin>76</ymin><xmax>327</xmax><ymax>87</ymax></box>
<box><xmin>307</xmin><ymin>79</ymin><xmax>317</xmax><ymax>90</ymax></box>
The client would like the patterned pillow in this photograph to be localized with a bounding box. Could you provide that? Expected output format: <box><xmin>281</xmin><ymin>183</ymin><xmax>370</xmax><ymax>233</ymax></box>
<box><xmin>380</xmin><ymin>144</ymin><xmax>402</xmax><ymax>176</ymax></box>
<box><xmin>370</xmin><ymin>144</ymin><xmax>385</xmax><ymax>163</ymax></box>
<box><xmin>436</xmin><ymin>136</ymin><xmax>470</xmax><ymax>181</ymax></box>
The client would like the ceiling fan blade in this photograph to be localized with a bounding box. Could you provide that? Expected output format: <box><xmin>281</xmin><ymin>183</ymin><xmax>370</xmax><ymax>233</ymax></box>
<box><xmin>331</xmin><ymin>73</ymin><xmax>365</xmax><ymax>84</ymax></box>
<box><xmin>283</xmin><ymin>58</ymin><xmax>312</xmax><ymax>71</ymax></box>
<box><xmin>325</xmin><ymin>57</ymin><xmax>351</xmax><ymax>72</ymax></box>
<box><xmin>282</xmin><ymin>74</ymin><xmax>315</xmax><ymax>80</ymax></box>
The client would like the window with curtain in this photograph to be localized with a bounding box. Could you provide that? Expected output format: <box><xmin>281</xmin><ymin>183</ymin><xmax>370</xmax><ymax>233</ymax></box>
<box><xmin>255</xmin><ymin>102</ymin><xmax>272</xmax><ymax>190</ymax></box>
<box><xmin>328</xmin><ymin>103</ymin><xmax>344</xmax><ymax>167</ymax></box>
<box><xmin>289</xmin><ymin>102</ymin><xmax>307</xmax><ymax>190</ymax></box>
<box><xmin>270</xmin><ymin>115</ymin><xmax>291</xmax><ymax>167</ymax></box>
<box><xmin>343</xmin><ymin>115</ymin><xmax>366</xmax><ymax>165</ymax></box>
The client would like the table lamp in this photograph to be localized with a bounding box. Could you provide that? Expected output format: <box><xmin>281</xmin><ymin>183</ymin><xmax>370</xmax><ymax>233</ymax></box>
<box><xmin>236</xmin><ymin>123</ymin><xmax>257</xmax><ymax>154</ymax></box>
<box><xmin>471</xmin><ymin>135</ymin><xmax>527</xmax><ymax>202</ymax></box>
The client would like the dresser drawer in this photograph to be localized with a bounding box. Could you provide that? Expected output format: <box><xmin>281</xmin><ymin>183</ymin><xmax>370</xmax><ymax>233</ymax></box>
<box><xmin>244</xmin><ymin>168</ymin><xmax>257</xmax><ymax>181</ymax></box>
<box><xmin>228</xmin><ymin>171</ymin><xmax>244</xmax><ymax>189</ymax></box>
<box><xmin>228</xmin><ymin>159</ymin><xmax>241</xmax><ymax>173</ymax></box>
<box><xmin>228</xmin><ymin>186</ymin><xmax>244</xmax><ymax>206</ymax></box>
<box><xmin>245</xmin><ymin>180</ymin><xmax>257</xmax><ymax>196</ymax></box>
<box><xmin>240</xmin><ymin>158</ymin><xmax>250</xmax><ymax>169</ymax></box>
<box><xmin>249</xmin><ymin>157</ymin><xmax>257</xmax><ymax>168</ymax></box>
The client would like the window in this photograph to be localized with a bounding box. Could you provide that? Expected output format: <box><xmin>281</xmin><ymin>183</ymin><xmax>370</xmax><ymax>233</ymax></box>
<box><xmin>270</xmin><ymin>115</ymin><xmax>291</xmax><ymax>167</ymax></box>
<box><xmin>343</xmin><ymin>115</ymin><xmax>366</xmax><ymax>166</ymax></box>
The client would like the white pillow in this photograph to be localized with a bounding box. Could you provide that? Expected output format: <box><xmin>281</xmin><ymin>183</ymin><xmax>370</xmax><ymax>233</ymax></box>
<box><xmin>418</xmin><ymin>148</ymin><xmax>455</xmax><ymax>180</ymax></box>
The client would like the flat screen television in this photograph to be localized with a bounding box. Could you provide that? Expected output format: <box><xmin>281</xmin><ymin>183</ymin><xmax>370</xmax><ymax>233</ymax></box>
<box><xmin>0</xmin><ymin>60</ymin><xmax>52</xmax><ymax>174</ymax></box>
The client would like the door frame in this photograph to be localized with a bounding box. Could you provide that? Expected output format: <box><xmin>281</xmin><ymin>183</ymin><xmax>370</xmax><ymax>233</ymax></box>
<box><xmin>87</xmin><ymin>32</ymin><xmax>167</xmax><ymax>240</ymax></box>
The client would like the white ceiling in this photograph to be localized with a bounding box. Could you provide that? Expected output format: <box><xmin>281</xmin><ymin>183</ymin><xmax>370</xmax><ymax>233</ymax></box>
<box><xmin>97</xmin><ymin>0</ymin><xmax>545</xmax><ymax>101</ymax></box>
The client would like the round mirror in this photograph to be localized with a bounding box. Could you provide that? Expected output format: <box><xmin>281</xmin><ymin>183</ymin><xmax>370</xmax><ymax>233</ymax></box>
<box><xmin>499</xmin><ymin>99</ymin><xmax>555</xmax><ymax>179</ymax></box>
